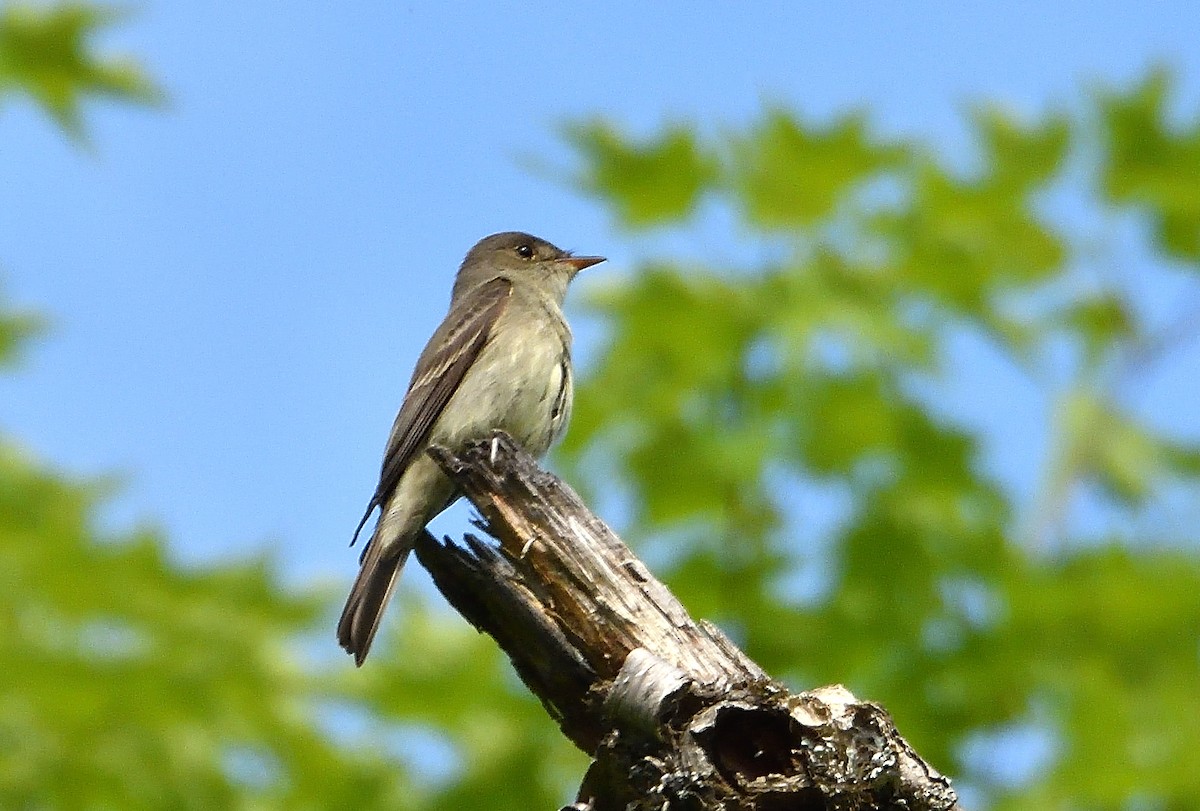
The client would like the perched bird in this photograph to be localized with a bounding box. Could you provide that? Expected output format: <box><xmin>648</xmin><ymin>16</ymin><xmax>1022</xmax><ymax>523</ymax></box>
<box><xmin>338</xmin><ymin>231</ymin><xmax>604</xmax><ymax>665</ymax></box>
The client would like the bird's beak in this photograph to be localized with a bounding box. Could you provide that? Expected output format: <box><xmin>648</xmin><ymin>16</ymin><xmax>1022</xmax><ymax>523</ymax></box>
<box><xmin>559</xmin><ymin>255</ymin><xmax>606</xmax><ymax>273</ymax></box>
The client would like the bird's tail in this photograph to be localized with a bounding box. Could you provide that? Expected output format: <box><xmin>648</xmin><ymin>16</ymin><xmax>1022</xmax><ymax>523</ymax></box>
<box><xmin>337</xmin><ymin>528</ymin><xmax>412</xmax><ymax>666</ymax></box>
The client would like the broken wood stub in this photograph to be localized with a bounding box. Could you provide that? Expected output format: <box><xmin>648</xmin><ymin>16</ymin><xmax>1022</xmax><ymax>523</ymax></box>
<box><xmin>415</xmin><ymin>432</ymin><xmax>960</xmax><ymax>810</ymax></box>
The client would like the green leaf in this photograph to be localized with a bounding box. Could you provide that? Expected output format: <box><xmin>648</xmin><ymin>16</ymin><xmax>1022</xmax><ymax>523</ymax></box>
<box><xmin>1046</xmin><ymin>389</ymin><xmax>1194</xmax><ymax>509</ymax></box>
<box><xmin>1058</xmin><ymin>292</ymin><xmax>1136</xmax><ymax>367</ymax></box>
<box><xmin>879</xmin><ymin>162</ymin><xmax>1065</xmax><ymax>314</ymax></box>
<box><xmin>794</xmin><ymin>372</ymin><xmax>898</xmax><ymax>476</ymax></box>
<box><xmin>0</xmin><ymin>3</ymin><xmax>163</xmax><ymax>138</ymax></box>
<box><xmin>973</xmin><ymin>105</ymin><xmax>1070</xmax><ymax>191</ymax></box>
<box><xmin>1101</xmin><ymin>69</ymin><xmax>1200</xmax><ymax>262</ymax></box>
<box><xmin>563</xmin><ymin>120</ymin><xmax>716</xmax><ymax>228</ymax></box>
<box><xmin>731</xmin><ymin>109</ymin><xmax>901</xmax><ymax>228</ymax></box>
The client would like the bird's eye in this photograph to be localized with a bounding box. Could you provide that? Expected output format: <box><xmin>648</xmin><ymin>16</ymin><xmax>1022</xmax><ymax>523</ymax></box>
<box><xmin>515</xmin><ymin>243</ymin><xmax>534</xmax><ymax>259</ymax></box>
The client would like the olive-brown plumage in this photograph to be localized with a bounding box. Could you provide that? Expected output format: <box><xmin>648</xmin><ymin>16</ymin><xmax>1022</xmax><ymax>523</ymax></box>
<box><xmin>338</xmin><ymin>232</ymin><xmax>604</xmax><ymax>665</ymax></box>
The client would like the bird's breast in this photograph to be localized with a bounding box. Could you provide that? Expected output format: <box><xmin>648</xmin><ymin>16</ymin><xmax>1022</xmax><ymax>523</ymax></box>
<box><xmin>434</xmin><ymin>312</ymin><xmax>573</xmax><ymax>458</ymax></box>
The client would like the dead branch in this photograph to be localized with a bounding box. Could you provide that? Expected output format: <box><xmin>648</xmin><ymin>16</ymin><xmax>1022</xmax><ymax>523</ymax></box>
<box><xmin>414</xmin><ymin>431</ymin><xmax>961</xmax><ymax>811</ymax></box>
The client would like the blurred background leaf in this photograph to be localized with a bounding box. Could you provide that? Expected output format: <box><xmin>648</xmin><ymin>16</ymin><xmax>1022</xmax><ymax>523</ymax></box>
<box><xmin>1100</xmin><ymin>69</ymin><xmax>1200</xmax><ymax>262</ymax></box>
<box><xmin>0</xmin><ymin>2</ymin><xmax>162</xmax><ymax>138</ymax></box>
<box><xmin>564</xmin><ymin>121</ymin><xmax>718</xmax><ymax>228</ymax></box>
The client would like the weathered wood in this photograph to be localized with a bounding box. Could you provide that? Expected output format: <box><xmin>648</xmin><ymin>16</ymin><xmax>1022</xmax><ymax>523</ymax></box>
<box><xmin>414</xmin><ymin>431</ymin><xmax>962</xmax><ymax>810</ymax></box>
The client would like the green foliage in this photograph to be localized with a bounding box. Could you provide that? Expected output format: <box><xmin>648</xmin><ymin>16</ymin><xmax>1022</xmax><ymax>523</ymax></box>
<box><xmin>557</xmin><ymin>76</ymin><xmax>1200</xmax><ymax>808</ymax></box>
<box><xmin>345</xmin><ymin>598</ymin><xmax>590</xmax><ymax>811</ymax></box>
<box><xmin>0</xmin><ymin>2</ymin><xmax>162</xmax><ymax>137</ymax></box>
<box><xmin>731</xmin><ymin>110</ymin><xmax>904</xmax><ymax>228</ymax></box>
<box><xmin>1101</xmin><ymin>69</ymin><xmax>1200</xmax><ymax>261</ymax></box>
<box><xmin>0</xmin><ymin>424</ymin><xmax>381</xmax><ymax>808</ymax></box>
<box><xmin>565</xmin><ymin>121</ymin><xmax>717</xmax><ymax>227</ymax></box>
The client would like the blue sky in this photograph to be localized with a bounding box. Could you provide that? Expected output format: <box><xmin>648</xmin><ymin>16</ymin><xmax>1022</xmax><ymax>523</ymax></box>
<box><xmin>1</xmin><ymin>1</ymin><xmax>1198</xmax><ymax>597</ymax></box>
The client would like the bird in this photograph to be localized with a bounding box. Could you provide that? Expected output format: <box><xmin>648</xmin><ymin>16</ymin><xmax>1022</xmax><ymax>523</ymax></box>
<box><xmin>337</xmin><ymin>231</ymin><xmax>605</xmax><ymax>665</ymax></box>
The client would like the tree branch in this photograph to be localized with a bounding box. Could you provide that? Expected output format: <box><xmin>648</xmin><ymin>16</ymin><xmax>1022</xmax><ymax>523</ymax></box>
<box><xmin>415</xmin><ymin>431</ymin><xmax>961</xmax><ymax>810</ymax></box>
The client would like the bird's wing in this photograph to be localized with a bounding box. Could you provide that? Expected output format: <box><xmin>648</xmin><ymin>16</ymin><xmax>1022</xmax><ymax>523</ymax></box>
<box><xmin>351</xmin><ymin>276</ymin><xmax>513</xmax><ymax>546</ymax></box>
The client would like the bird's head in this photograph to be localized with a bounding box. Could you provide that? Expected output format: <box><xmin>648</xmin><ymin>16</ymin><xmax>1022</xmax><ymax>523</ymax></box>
<box><xmin>454</xmin><ymin>231</ymin><xmax>605</xmax><ymax>303</ymax></box>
